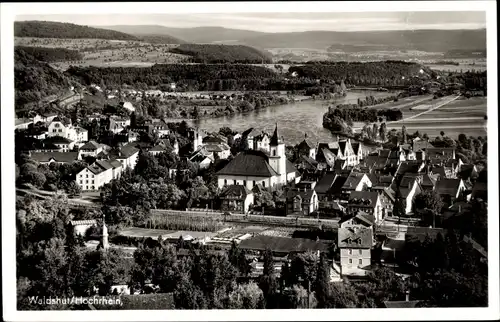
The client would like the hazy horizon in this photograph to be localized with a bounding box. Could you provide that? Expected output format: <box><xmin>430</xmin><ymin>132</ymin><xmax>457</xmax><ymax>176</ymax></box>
<box><xmin>15</xmin><ymin>12</ymin><xmax>486</xmax><ymax>33</ymax></box>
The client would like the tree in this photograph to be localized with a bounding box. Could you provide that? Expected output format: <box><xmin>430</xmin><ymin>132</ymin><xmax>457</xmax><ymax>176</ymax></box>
<box><xmin>413</xmin><ymin>190</ymin><xmax>444</xmax><ymax>228</ymax></box>
<box><xmin>282</xmin><ymin>284</ymin><xmax>315</xmax><ymax>309</ymax></box>
<box><xmin>314</xmin><ymin>253</ymin><xmax>331</xmax><ymax>308</ymax></box>
<box><xmin>402</xmin><ymin>125</ymin><xmax>407</xmax><ymax>143</ymax></box>
<box><xmin>227</xmin><ymin>282</ymin><xmax>264</xmax><ymax>309</ymax></box>
<box><xmin>372</xmin><ymin>123</ymin><xmax>379</xmax><ymax>140</ymax></box>
<box><xmin>192</xmin><ymin>106</ymin><xmax>199</xmax><ymax>119</ymax></box>
<box><xmin>259</xmin><ymin>248</ymin><xmax>278</xmax><ymax>308</ymax></box>
<box><xmin>379</xmin><ymin>122</ymin><xmax>387</xmax><ymax>142</ymax></box>
<box><xmin>66</xmin><ymin>180</ymin><xmax>82</xmax><ymax>196</ymax></box>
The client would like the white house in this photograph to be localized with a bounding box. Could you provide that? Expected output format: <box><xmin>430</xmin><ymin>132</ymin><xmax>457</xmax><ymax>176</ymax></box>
<box><xmin>33</xmin><ymin>113</ymin><xmax>58</xmax><ymax>125</ymax></box>
<box><xmin>220</xmin><ymin>185</ymin><xmax>254</xmax><ymax>214</ymax></box>
<box><xmin>247</xmin><ymin>131</ymin><xmax>271</xmax><ymax>153</ymax></box>
<box><xmin>44</xmin><ymin>136</ymin><xmax>75</xmax><ymax>152</ymax></box>
<box><xmin>47</xmin><ymin>117</ymin><xmax>87</xmax><ymax>143</ymax></box>
<box><xmin>347</xmin><ymin>191</ymin><xmax>383</xmax><ymax>224</ymax></box>
<box><xmin>338</xmin><ymin>225</ymin><xmax>373</xmax><ymax>277</ymax></box>
<box><xmin>76</xmin><ymin>159</ymin><xmax>122</xmax><ymax>191</ymax></box>
<box><xmin>79</xmin><ymin>141</ymin><xmax>104</xmax><ymax>158</ymax></box>
<box><xmin>109</xmin><ymin>144</ymin><xmax>140</xmax><ymax>170</ymax></box>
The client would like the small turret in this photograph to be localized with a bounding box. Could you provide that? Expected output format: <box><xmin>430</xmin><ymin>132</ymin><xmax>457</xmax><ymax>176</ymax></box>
<box><xmin>101</xmin><ymin>213</ymin><xmax>109</xmax><ymax>251</ymax></box>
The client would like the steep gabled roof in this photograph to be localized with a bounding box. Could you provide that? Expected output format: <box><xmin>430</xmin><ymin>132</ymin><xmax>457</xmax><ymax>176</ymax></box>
<box><xmin>216</xmin><ymin>150</ymin><xmax>279</xmax><ymax>177</ymax></box>
<box><xmin>315</xmin><ymin>172</ymin><xmax>337</xmax><ymax>194</ymax></box>
<box><xmin>286</xmin><ymin>159</ymin><xmax>297</xmax><ymax>175</ymax></box>
<box><xmin>95</xmin><ymin>160</ymin><xmax>113</xmax><ymax>170</ymax></box>
<box><xmin>108</xmin><ymin>159</ymin><xmax>123</xmax><ymax>169</ymax></box>
<box><xmin>220</xmin><ymin>185</ymin><xmax>252</xmax><ymax>198</ymax></box>
<box><xmin>328</xmin><ymin>175</ymin><xmax>348</xmax><ymax>195</ymax></box>
<box><xmin>338</xmin><ymin>226</ymin><xmax>373</xmax><ymax>249</ymax></box>
<box><xmin>30</xmin><ymin>152</ymin><xmax>79</xmax><ymax>163</ymax></box>
<box><xmin>297</xmin><ymin>138</ymin><xmax>315</xmax><ymax>151</ymax></box>
<box><xmin>435</xmin><ymin>178</ymin><xmax>462</xmax><ymax>196</ymax></box>
<box><xmin>342</xmin><ymin>173</ymin><xmax>369</xmax><ymax>190</ymax></box>
<box><xmin>80</xmin><ymin>141</ymin><xmax>100</xmax><ymax>150</ymax></box>
<box><xmin>287</xmin><ymin>188</ymin><xmax>315</xmax><ymax>202</ymax></box>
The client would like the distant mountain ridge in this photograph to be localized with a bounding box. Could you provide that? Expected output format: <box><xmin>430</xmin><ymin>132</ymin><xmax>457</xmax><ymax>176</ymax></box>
<box><xmin>98</xmin><ymin>25</ymin><xmax>267</xmax><ymax>43</ymax></box>
<box><xmin>15</xmin><ymin>21</ymin><xmax>138</xmax><ymax>40</ymax></box>
<box><xmin>98</xmin><ymin>25</ymin><xmax>486</xmax><ymax>52</ymax></box>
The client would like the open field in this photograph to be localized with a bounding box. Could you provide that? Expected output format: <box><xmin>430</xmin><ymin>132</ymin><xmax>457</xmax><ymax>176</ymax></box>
<box><xmin>15</xmin><ymin>37</ymin><xmax>190</xmax><ymax>70</ymax></box>
<box><xmin>428</xmin><ymin>64</ymin><xmax>487</xmax><ymax>72</ymax></box>
<box><xmin>385</xmin><ymin>97</ymin><xmax>487</xmax><ymax>139</ymax></box>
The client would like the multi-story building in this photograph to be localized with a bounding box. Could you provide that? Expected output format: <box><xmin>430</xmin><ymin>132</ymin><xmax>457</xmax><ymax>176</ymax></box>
<box><xmin>338</xmin><ymin>225</ymin><xmax>373</xmax><ymax>277</ymax></box>
<box><xmin>76</xmin><ymin>159</ymin><xmax>122</xmax><ymax>191</ymax></box>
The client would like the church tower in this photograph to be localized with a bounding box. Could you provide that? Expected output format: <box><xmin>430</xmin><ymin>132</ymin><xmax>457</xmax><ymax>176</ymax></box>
<box><xmin>101</xmin><ymin>213</ymin><xmax>109</xmax><ymax>251</ymax></box>
<box><xmin>173</xmin><ymin>137</ymin><xmax>179</xmax><ymax>155</ymax></box>
<box><xmin>269</xmin><ymin>123</ymin><xmax>287</xmax><ymax>178</ymax></box>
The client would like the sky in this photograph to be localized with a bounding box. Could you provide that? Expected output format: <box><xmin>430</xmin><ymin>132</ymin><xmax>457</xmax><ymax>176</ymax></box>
<box><xmin>15</xmin><ymin>11</ymin><xmax>486</xmax><ymax>33</ymax></box>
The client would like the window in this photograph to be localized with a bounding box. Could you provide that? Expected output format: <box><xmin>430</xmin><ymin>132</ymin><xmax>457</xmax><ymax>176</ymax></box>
<box><xmin>348</xmin><ymin>249</ymin><xmax>352</xmax><ymax>255</ymax></box>
<box><xmin>358</xmin><ymin>259</ymin><xmax>362</xmax><ymax>265</ymax></box>
<box><xmin>224</xmin><ymin>179</ymin><xmax>227</xmax><ymax>186</ymax></box>
<box><xmin>253</xmin><ymin>180</ymin><xmax>256</xmax><ymax>187</ymax></box>
<box><xmin>86</xmin><ymin>175</ymin><xmax>88</xmax><ymax>178</ymax></box>
<box><xmin>359</xmin><ymin>249</ymin><xmax>362</xmax><ymax>255</ymax></box>
<box><xmin>262</xmin><ymin>182</ymin><xmax>266</xmax><ymax>188</ymax></box>
<box><xmin>273</xmin><ymin>149</ymin><xmax>276</xmax><ymax>156</ymax></box>
<box><xmin>349</xmin><ymin>259</ymin><xmax>352</xmax><ymax>264</ymax></box>
<box><xmin>86</xmin><ymin>180</ymin><xmax>88</xmax><ymax>184</ymax></box>
<box><xmin>243</xmin><ymin>180</ymin><xmax>247</xmax><ymax>186</ymax></box>
<box><xmin>92</xmin><ymin>180</ymin><xmax>94</xmax><ymax>184</ymax></box>
<box><xmin>52</xmin><ymin>129</ymin><xmax>56</xmax><ymax>132</ymax></box>
<box><xmin>80</xmin><ymin>180</ymin><xmax>83</xmax><ymax>184</ymax></box>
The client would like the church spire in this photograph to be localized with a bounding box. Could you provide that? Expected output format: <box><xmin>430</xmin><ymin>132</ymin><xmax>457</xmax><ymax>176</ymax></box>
<box><xmin>270</xmin><ymin>123</ymin><xmax>280</xmax><ymax>146</ymax></box>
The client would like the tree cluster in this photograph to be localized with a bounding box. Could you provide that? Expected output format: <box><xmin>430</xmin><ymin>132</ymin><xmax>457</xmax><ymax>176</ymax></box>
<box><xmin>289</xmin><ymin>61</ymin><xmax>432</xmax><ymax>87</ymax></box>
<box><xmin>15</xmin><ymin>46</ymin><xmax>84</xmax><ymax>63</ymax></box>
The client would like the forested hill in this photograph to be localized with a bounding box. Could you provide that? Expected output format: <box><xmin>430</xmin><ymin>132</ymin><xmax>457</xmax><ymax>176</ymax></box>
<box><xmin>139</xmin><ymin>35</ymin><xmax>186</xmax><ymax>44</ymax></box>
<box><xmin>169</xmin><ymin>44</ymin><xmax>273</xmax><ymax>63</ymax></box>
<box><xmin>15</xmin><ymin>46</ymin><xmax>83</xmax><ymax>62</ymax></box>
<box><xmin>15</xmin><ymin>21</ymin><xmax>138</xmax><ymax>40</ymax></box>
<box><xmin>289</xmin><ymin>61</ymin><xmax>434</xmax><ymax>86</ymax></box>
<box><xmin>15</xmin><ymin>47</ymin><xmax>75</xmax><ymax>110</ymax></box>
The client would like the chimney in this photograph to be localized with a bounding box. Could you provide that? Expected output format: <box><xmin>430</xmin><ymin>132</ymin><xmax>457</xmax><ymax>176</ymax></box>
<box><xmin>405</xmin><ymin>290</ymin><xmax>410</xmax><ymax>302</ymax></box>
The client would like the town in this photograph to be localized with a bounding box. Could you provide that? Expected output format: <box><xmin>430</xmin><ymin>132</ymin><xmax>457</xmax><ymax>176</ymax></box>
<box><xmin>11</xmin><ymin>12</ymin><xmax>489</xmax><ymax>312</ymax></box>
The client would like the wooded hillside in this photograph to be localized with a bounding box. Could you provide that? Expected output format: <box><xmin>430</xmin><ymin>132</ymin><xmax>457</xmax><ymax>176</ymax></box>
<box><xmin>15</xmin><ymin>21</ymin><xmax>138</xmax><ymax>40</ymax></box>
<box><xmin>169</xmin><ymin>44</ymin><xmax>272</xmax><ymax>63</ymax></box>
<box><xmin>15</xmin><ymin>46</ymin><xmax>83</xmax><ymax>62</ymax></box>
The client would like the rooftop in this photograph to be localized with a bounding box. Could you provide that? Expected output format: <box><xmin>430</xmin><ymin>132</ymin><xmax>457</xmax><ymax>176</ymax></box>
<box><xmin>315</xmin><ymin>172</ymin><xmax>337</xmax><ymax>194</ymax></box>
<box><xmin>30</xmin><ymin>152</ymin><xmax>79</xmax><ymax>163</ymax></box>
<box><xmin>338</xmin><ymin>226</ymin><xmax>373</xmax><ymax>249</ymax></box>
<box><xmin>239</xmin><ymin>235</ymin><xmax>328</xmax><ymax>253</ymax></box>
<box><xmin>217</xmin><ymin>150</ymin><xmax>279</xmax><ymax>177</ymax></box>
<box><xmin>435</xmin><ymin>178</ymin><xmax>462</xmax><ymax>196</ymax></box>
<box><xmin>220</xmin><ymin>185</ymin><xmax>252</xmax><ymax>198</ymax></box>
<box><xmin>348</xmin><ymin>191</ymin><xmax>379</xmax><ymax>208</ymax></box>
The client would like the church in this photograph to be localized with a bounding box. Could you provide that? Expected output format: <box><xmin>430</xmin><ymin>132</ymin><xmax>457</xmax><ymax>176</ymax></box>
<box><xmin>216</xmin><ymin>124</ymin><xmax>297</xmax><ymax>191</ymax></box>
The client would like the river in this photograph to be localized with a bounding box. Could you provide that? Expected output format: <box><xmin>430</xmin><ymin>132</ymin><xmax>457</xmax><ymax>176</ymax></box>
<box><xmin>189</xmin><ymin>90</ymin><xmax>395</xmax><ymax>145</ymax></box>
